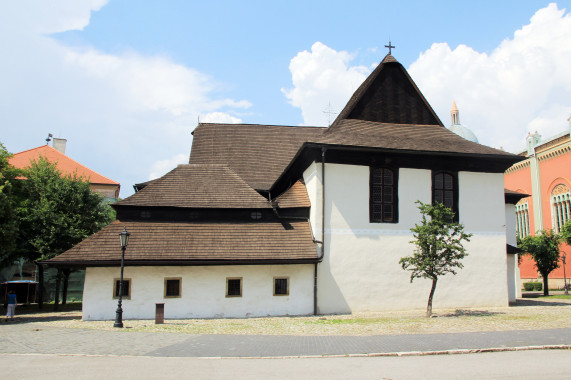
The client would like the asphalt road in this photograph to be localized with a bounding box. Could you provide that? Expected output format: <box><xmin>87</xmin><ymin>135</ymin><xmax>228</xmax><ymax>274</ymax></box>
<box><xmin>3</xmin><ymin>349</ymin><xmax>570</xmax><ymax>379</ymax></box>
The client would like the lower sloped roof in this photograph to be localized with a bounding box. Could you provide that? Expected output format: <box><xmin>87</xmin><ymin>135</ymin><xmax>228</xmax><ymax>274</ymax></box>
<box><xmin>45</xmin><ymin>220</ymin><xmax>318</xmax><ymax>266</ymax></box>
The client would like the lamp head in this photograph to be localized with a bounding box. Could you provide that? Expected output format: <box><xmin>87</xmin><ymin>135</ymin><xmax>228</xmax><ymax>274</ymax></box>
<box><xmin>119</xmin><ymin>227</ymin><xmax>130</xmax><ymax>248</ymax></box>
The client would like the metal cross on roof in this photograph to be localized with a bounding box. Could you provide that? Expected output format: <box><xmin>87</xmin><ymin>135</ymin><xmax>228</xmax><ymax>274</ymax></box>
<box><xmin>385</xmin><ymin>41</ymin><xmax>395</xmax><ymax>54</ymax></box>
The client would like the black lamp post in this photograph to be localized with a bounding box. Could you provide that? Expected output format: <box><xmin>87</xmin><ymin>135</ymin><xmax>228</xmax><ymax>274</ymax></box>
<box><xmin>114</xmin><ymin>227</ymin><xmax>130</xmax><ymax>328</ymax></box>
<box><xmin>563</xmin><ymin>254</ymin><xmax>568</xmax><ymax>296</ymax></box>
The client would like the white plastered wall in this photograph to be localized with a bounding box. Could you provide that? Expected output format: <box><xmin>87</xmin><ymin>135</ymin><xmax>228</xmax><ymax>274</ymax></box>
<box><xmin>304</xmin><ymin>163</ymin><xmax>510</xmax><ymax>314</ymax></box>
<box><xmin>83</xmin><ymin>264</ymin><xmax>314</xmax><ymax>320</ymax></box>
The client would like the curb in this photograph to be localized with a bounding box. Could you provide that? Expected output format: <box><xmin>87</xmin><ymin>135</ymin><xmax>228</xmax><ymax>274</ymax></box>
<box><xmin>1</xmin><ymin>345</ymin><xmax>569</xmax><ymax>360</ymax></box>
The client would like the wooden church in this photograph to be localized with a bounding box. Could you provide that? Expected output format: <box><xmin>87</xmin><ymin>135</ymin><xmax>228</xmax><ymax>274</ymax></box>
<box><xmin>44</xmin><ymin>53</ymin><xmax>524</xmax><ymax>320</ymax></box>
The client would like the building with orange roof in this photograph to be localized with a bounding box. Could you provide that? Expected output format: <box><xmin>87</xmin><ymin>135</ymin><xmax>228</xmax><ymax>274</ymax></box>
<box><xmin>9</xmin><ymin>138</ymin><xmax>120</xmax><ymax>200</ymax></box>
<box><xmin>504</xmin><ymin>121</ymin><xmax>571</xmax><ymax>289</ymax></box>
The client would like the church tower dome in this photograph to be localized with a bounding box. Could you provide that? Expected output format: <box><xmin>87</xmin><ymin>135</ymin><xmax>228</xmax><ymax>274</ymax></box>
<box><xmin>449</xmin><ymin>101</ymin><xmax>479</xmax><ymax>143</ymax></box>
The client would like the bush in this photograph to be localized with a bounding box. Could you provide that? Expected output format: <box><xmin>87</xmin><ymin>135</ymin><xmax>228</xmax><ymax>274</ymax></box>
<box><xmin>523</xmin><ymin>282</ymin><xmax>543</xmax><ymax>291</ymax></box>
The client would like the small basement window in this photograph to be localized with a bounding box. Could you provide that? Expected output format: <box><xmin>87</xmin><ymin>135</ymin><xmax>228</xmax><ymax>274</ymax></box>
<box><xmin>164</xmin><ymin>278</ymin><xmax>182</xmax><ymax>298</ymax></box>
<box><xmin>113</xmin><ymin>278</ymin><xmax>131</xmax><ymax>299</ymax></box>
<box><xmin>274</xmin><ymin>277</ymin><xmax>289</xmax><ymax>296</ymax></box>
<box><xmin>226</xmin><ymin>278</ymin><xmax>242</xmax><ymax>297</ymax></box>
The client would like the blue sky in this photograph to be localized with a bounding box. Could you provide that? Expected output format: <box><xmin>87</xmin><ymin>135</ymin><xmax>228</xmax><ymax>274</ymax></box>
<box><xmin>1</xmin><ymin>1</ymin><xmax>570</xmax><ymax>196</ymax></box>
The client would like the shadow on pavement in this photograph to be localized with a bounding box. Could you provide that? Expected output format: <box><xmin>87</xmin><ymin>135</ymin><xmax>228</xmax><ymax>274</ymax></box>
<box><xmin>512</xmin><ymin>298</ymin><xmax>571</xmax><ymax>307</ymax></box>
<box><xmin>438</xmin><ymin>309</ymin><xmax>504</xmax><ymax>318</ymax></box>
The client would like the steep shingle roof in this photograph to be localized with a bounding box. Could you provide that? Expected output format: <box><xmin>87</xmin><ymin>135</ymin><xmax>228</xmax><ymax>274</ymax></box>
<box><xmin>9</xmin><ymin>145</ymin><xmax>119</xmax><ymax>185</ymax></box>
<box><xmin>274</xmin><ymin>180</ymin><xmax>311</xmax><ymax>208</ymax></box>
<box><xmin>115</xmin><ymin>164</ymin><xmax>271</xmax><ymax>209</ymax></box>
<box><xmin>312</xmin><ymin>119</ymin><xmax>515</xmax><ymax>157</ymax></box>
<box><xmin>45</xmin><ymin>219</ymin><xmax>318</xmax><ymax>265</ymax></box>
<box><xmin>189</xmin><ymin>123</ymin><xmax>326</xmax><ymax>191</ymax></box>
<box><xmin>328</xmin><ymin>54</ymin><xmax>442</xmax><ymax>130</ymax></box>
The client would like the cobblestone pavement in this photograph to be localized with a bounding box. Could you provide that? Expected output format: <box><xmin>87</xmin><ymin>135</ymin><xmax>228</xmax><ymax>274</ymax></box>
<box><xmin>1</xmin><ymin>321</ymin><xmax>570</xmax><ymax>358</ymax></box>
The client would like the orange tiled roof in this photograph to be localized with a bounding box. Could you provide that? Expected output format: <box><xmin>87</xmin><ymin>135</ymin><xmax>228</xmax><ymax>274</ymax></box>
<box><xmin>9</xmin><ymin>145</ymin><xmax>119</xmax><ymax>185</ymax></box>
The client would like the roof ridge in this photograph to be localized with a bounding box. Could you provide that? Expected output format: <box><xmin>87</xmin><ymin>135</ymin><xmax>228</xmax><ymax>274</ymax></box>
<box><xmin>10</xmin><ymin>145</ymin><xmax>119</xmax><ymax>185</ymax></box>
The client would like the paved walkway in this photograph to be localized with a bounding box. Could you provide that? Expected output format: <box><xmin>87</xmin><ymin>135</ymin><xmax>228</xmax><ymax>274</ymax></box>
<box><xmin>1</xmin><ymin>321</ymin><xmax>570</xmax><ymax>358</ymax></box>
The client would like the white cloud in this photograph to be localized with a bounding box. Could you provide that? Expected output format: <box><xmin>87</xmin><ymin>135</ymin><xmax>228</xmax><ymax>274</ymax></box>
<box><xmin>285</xmin><ymin>4</ymin><xmax>571</xmax><ymax>152</ymax></box>
<box><xmin>201</xmin><ymin>112</ymin><xmax>242</xmax><ymax>124</ymax></box>
<box><xmin>282</xmin><ymin>42</ymin><xmax>370</xmax><ymax>126</ymax></box>
<box><xmin>148</xmin><ymin>154</ymin><xmax>188</xmax><ymax>181</ymax></box>
<box><xmin>0</xmin><ymin>0</ymin><xmax>251</xmax><ymax>197</ymax></box>
<box><xmin>408</xmin><ymin>2</ymin><xmax>571</xmax><ymax>152</ymax></box>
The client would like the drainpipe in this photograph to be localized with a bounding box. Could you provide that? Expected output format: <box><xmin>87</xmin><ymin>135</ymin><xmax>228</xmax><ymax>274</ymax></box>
<box><xmin>314</xmin><ymin>147</ymin><xmax>327</xmax><ymax>315</ymax></box>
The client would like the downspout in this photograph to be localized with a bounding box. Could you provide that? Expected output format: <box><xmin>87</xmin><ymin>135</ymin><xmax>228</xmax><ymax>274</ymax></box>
<box><xmin>315</xmin><ymin>146</ymin><xmax>327</xmax><ymax>315</ymax></box>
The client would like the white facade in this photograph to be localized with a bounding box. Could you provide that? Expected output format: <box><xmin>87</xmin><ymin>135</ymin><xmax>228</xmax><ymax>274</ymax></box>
<box><xmin>83</xmin><ymin>264</ymin><xmax>314</xmax><ymax>320</ymax></box>
<box><xmin>304</xmin><ymin>163</ymin><xmax>510</xmax><ymax>314</ymax></box>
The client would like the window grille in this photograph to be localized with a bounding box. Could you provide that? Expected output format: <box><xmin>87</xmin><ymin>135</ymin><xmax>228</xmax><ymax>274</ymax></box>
<box><xmin>551</xmin><ymin>184</ymin><xmax>571</xmax><ymax>233</ymax></box>
<box><xmin>370</xmin><ymin>167</ymin><xmax>398</xmax><ymax>223</ymax></box>
<box><xmin>515</xmin><ymin>200</ymin><xmax>530</xmax><ymax>238</ymax></box>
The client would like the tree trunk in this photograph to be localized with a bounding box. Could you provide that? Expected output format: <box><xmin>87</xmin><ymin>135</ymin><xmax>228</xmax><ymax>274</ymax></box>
<box><xmin>427</xmin><ymin>278</ymin><xmax>438</xmax><ymax>317</ymax></box>
<box><xmin>542</xmin><ymin>273</ymin><xmax>549</xmax><ymax>296</ymax></box>
<box><xmin>62</xmin><ymin>269</ymin><xmax>70</xmax><ymax>305</ymax></box>
<box><xmin>37</xmin><ymin>264</ymin><xmax>44</xmax><ymax>309</ymax></box>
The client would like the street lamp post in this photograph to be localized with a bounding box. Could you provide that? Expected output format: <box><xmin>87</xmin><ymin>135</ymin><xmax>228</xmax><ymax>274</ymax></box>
<box><xmin>114</xmin><ymin>227</ymin><xmax>130</xmax><ymax>328</ymax></box>
<box><xmin>563</xmin><ymin>254</ymin><xmax>568</xmax><ymax>296</ymax></box>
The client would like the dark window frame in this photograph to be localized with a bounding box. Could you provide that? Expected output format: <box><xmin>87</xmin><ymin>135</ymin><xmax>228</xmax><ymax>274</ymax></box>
<box><xmin>369</xmin><ymin>167</ymin><xmax>399</xmax><ymax>223</ymax></box>
<box><xmin>113</xmin><ymin>278</ymin><xmax>131</xmax><ymax>299</ymax></box>
<box><xmin>226</xmin><ymin>277</ymin><xmax>242</xmax><ymax>297</ymax></box>
<box><xmin>273</xmin><ymin>277</ymin><xmax>289</xmax><ymax>296</ymax></box>
<box><xmin>432</xmin><ymin>170</ymin><xmax>459</xmax><ymax>221</ymax></box>
<box><xmin>164</xmin><ymin>277</ymin><xmax>182</xmax><ymax>298</ymax></box>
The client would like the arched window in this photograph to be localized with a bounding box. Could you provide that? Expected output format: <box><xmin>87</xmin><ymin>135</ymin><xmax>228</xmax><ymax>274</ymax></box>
<box><xmin>515</xmin><ymin>199</ymin><xmax>530</xmax><ymax>238</ymax></box>
<box><xmin>432</xmin><ymin>171</ymin><xmax>458</xmax><ymax>220</ymax></box>
<box><xmin>370</xmin><ymin>167</ymin><xmax>398</xmax><ymax>223</ymax></box>
<box><xmin>551</xmin><ymin>184</ymin><xmax>571</xmax><ymax>232</ymax></box>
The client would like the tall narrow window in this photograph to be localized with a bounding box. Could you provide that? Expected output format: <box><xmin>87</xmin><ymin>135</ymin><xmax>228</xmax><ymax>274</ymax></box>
<box><xmin>516</xmin><ymin>199</ymin><xmax>530</xmax><ymax>238</ymax></box>
<box><xmin>551</xmin><ymin>184</ymin><xmax>571</xmax><ymax>233</ymax></box>
<box><xmin>370</xmin><ymin>167</ymin><xmax>398</xmax><ymax>223</ymax></box>
<box><xmin>432</xmin><ymin>171</ymin><xmax>458</xmax><ymax>220</ymax></box>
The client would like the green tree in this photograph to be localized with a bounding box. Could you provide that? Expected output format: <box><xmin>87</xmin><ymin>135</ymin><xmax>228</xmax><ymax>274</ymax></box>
<box><xmin>518</xmin><ymin>230</ymin><xmax>561</xmax><ymax>296</ymax></box>
<box><xmin>561</xmin><ymin>220</ymin><xmax>571</xmax><ymax>246</ymax></box>
<box><xmin>0</xmin><ymin>143</ymin><xmax>19</xmax><ymax>265</ymax></box>
<box><xmin>400</xmin><ymin>201</ymin><xmax>472</xmax><ymax>317</ymax></box>
<box><xmin>15</xmin><ymin>156</ymin><xmax>114</xmax><ymax>262</ymax></box>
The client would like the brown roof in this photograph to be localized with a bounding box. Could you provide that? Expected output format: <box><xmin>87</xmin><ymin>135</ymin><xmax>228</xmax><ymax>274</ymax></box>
<box><xmin>274</xmin><ymin>180</ymin><xmax>311</xmax><ymax>208</ymax></box>
<box><xmin>189</xmin><ymin>123</ymin><xmax>326</xmax><ymax>191</ymax></box>
<box><xmin>46</xmin><ymin>219</ymin><xmax>318</xmax><ymax>266</ymax></box>
<box><xmin>312</xmin><ymin>119</ymin><xmax>515</xmax><ymax>157</ymax></box>
<box><xmin>328</xmin><ymin>54</ymin><xmax>442</xmax><ymax>131</ymax></box>
<box><xmin>115</xmin><ymin>164</ymin><xmax>271</xmax><ymax>209</ymax></box>
<box><xmin>9</xmin><ymin>145</ymin><xmax>119</xmax><ymax>186</ymax></box>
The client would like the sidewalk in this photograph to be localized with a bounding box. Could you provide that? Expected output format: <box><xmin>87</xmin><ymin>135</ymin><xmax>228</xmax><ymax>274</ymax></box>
<box><xmin>1</xmin><ymin>320</ymin><xmax>570</xmax><ymax>358</ymax></box>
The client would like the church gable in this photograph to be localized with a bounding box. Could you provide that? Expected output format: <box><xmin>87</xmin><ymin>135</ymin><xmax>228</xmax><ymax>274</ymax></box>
<box><xmin>330</xmin><ymin>54</ymin><xmax>442</xmax><ymax>129</ymax></box>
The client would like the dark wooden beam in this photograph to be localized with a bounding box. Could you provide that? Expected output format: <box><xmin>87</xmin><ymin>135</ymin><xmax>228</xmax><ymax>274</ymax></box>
<box><xmin>54</xmin><ymin>268</ymin><xmax>62</xmax><ymax>311</ymax></box>
<box><xmin>62</xmin><ymin>269</ymin><xmax>71</xmax><ymax>306</ymax></box>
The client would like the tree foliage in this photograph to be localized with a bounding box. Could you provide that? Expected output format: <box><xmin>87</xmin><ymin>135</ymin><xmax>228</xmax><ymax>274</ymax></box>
<box><xmin>561</xmin><ymin>220</ymin><xmax>571</xmax><ymax>246</ymax></box>
<box><xmin>0</xmin><ymin>143</ymin><xmax>19</xmax><ymax>264</ymax></box>
<box><xmin>14</xmin><ymin>156</ymin><xmax>114</xmax><ymax>263</ymax></box>
<box><xmin>400</xmin><ymin>201</ymin><xmax>472</xmax><ymax>317</ymax></box>
<box><xmin>518</xmin><ymin>229</ymin><xmax>561</xmax><ymax>296</ymax></box>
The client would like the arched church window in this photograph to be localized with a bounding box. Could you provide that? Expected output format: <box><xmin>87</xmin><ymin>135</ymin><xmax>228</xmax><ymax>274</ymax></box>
<box><xmin>551</xmin><ymin>184</ymin><xmax>571</xmax><ymax>232</ymax></box>
<box><xmin>515</xmin><ymin>199</ymin><xmax>530</xmax><ymax>238</ymax></box>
